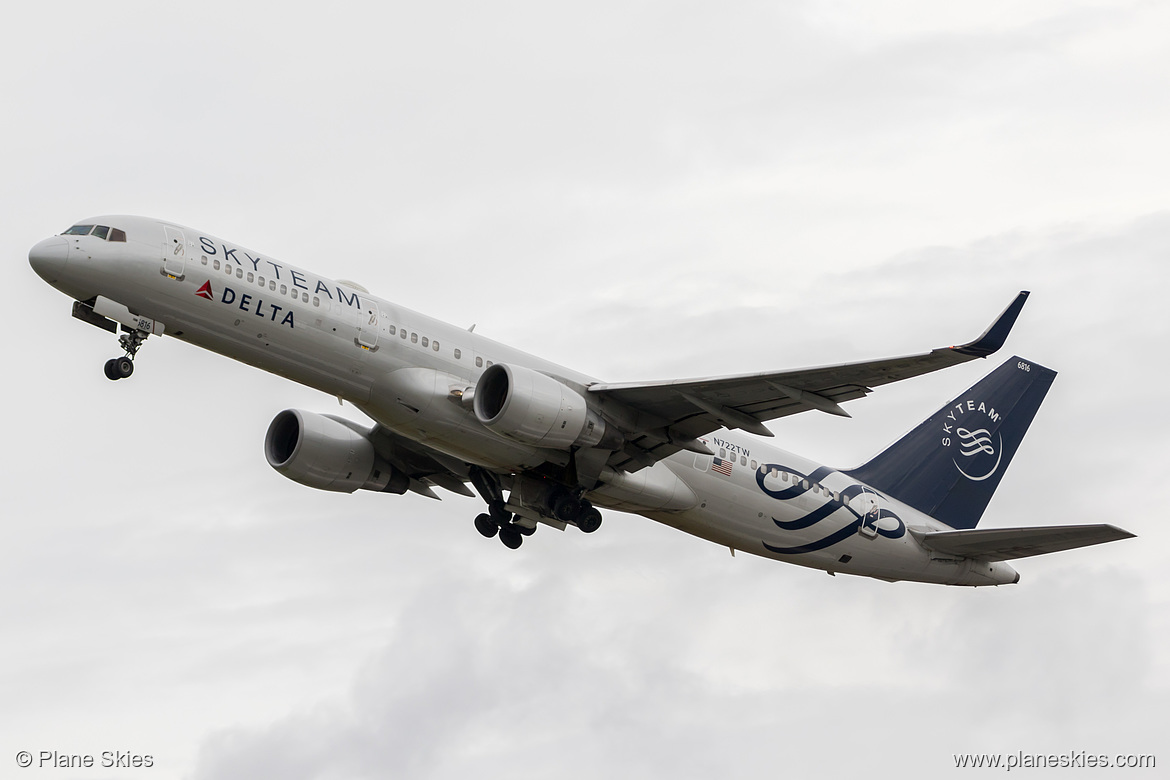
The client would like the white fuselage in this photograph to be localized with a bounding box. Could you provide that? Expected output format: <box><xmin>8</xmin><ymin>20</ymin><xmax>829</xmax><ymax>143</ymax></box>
<box><xmin>30</xmin><ymin>216</ymin><xmax>1018</xmax><ymax>586</ymax></box>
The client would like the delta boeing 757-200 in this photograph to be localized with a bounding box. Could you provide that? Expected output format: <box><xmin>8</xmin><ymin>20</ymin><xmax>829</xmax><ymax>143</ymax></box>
<box><xmin>29</xmin><ymin>216</ymin><xmax>1134</xmax><ymax>586</ymax></box>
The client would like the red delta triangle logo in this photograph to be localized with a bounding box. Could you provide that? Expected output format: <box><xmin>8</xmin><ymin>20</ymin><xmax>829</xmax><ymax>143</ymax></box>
<box><xmin>195</xmin><ymin>280</ymin><xmax>213</xmax><ymax>300</ymax></box>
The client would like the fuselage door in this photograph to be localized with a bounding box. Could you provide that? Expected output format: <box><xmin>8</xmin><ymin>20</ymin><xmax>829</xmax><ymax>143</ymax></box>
<box><xmin>356</xmin><ymin>305</ymin><xmax>379</xmax><ymax>351</ymax></box>
<box><xmin>163</xmin><ymin>226</ymin><xmax>186</xmax><ymax>280</ymax></box>
<box><xmin>857</xmin><ymin>486</ymin><xmax>880</xmax><ymax>538</ymax></box>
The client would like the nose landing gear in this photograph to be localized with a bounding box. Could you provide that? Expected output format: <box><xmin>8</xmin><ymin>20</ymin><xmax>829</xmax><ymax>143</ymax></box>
<box><xmin>103</xmin><ymin>356</ymin><xmax>134</xmax><ymax>380</ymax></box>
<box><xmin>103</xmin><ymin>327</ymin><xmax>148</xmax><ymax>381</ymax></box>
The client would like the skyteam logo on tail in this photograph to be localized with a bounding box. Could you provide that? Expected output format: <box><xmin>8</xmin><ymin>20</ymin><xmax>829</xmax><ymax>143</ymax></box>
<box><xmin>942</xmin><ymin>399</ymin><xmax>1003</xmax><ymax>481</ymax></box>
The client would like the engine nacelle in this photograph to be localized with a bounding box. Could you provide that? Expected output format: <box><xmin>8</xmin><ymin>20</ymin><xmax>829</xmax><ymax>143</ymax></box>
<box><xmin>473</xmin><ymin>363</ymin><xmax>612</xmax><ymax>449</ymax></box>
<box><xmin>264</xmin><ymin>409</ymin><xmax>407</xmax><ymax>494</ymax></box>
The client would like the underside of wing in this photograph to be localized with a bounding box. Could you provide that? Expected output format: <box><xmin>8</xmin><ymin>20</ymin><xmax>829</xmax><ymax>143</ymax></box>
<box><xmin>369</xmin><ymin>425</ymin><xmax>475</xmax><ymax>499</ymax></box>
<box><xmin>591</xmin><ymin>292</ymin><xmax>1030</xmax><ymax>471</ymax></box>
<box><xmin>916</xmin><ymin>524</ymin><xmax>1136</xmax><ymax>561</ymax></box>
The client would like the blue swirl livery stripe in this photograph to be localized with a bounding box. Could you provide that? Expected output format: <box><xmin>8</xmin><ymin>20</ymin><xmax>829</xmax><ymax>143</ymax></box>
<box><xmin>764</xmin><ymin>519</ymin><xmax>864</xmax><ymax>554</ymax></box>
<box><xmin>772</xmin><ymin>500</ymin><xmax>840</xmax><ymax>531</ymax></box>
<box><xmin>756</xmin><ymin>461</ymin><xmax>906</xmax><ymax>555</ymax></box>
<box><xmin>763</xmin><ymin>510</ymin><xmax>905</xmax><ymax>555</ymax></box>
<box><xmin>757</xmin><ymin>464</ymin><xmax>838</xmax><ymax>501</ymax></box>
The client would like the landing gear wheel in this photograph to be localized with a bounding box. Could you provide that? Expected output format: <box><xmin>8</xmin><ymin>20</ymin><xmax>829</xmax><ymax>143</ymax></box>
<box><xmin>474</xmin><ymin>513</ymin><xmax>498</xmax><ymax>538</ymax></box>
<box><xmin>516</xmin><ymin>524</ymin><xmax>536</xmax><ymax>537</ymax></box>
<box><xmin>488</xmin><ymin>499</ymin><xmax>512</xmax><ymax>525</ymax></box>
<box><xmin>498</xmin><ymin>524</ymin><xmax>523</xmax><ymax>549</ymax></box>
<box><xmin>114</xmin><ymin>356</ymin><xmax>134</xmax><ymax>379</ymax></box>
<box><xmin>577</xmin><ymin>507</ymin><xmax>602</xmax><ymax>534</ymax></box>
<box><xmin>552</xmin><ymin>491</ymin><xmax>582</xmax><ymax>524</ymax></box>
<box><xmin>103</xmin><ymin>359</ymin><xmax>120</xmax><ymax>381</ymax></box>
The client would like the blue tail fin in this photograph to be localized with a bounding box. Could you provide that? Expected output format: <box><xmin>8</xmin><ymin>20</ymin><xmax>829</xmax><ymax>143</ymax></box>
<box><xmin>845</xmin><ymin>356</ymin><xmax>1056</xmax><ymax>530</ymax></box>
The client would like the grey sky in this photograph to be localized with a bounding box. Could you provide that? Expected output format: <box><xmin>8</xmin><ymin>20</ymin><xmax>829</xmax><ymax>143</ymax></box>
<box><xmin>3</xmin><ymin>2</ymin><xmax>1166</xmax><ymax>778</ymax></box>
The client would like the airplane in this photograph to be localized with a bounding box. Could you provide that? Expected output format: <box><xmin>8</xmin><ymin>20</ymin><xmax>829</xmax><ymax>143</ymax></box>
<box><xmin>28</xmin><ymin>216</ymin><xmax>1134</xmax><ymax>586</ymax></box>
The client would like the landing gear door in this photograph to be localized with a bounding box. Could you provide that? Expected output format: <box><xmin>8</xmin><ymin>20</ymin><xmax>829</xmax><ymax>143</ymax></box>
<box><xmin>163</xmin><ymin>226</ymin><xmax>186</xmax><ymax>280</ymax></box>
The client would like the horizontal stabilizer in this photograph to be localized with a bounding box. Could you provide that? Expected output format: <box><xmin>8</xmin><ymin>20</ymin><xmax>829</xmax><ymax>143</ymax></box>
<box><xmin>917</xmin><ymin>524</ymin><xmax>1135</xmax><ymax>561</ymax></box>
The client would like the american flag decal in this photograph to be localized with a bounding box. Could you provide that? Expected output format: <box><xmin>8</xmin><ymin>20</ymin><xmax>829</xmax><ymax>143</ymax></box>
<box><xmin>712</xmin><ymin>457</ymin><xmax>734</xmax><ymax>477</ymax></box>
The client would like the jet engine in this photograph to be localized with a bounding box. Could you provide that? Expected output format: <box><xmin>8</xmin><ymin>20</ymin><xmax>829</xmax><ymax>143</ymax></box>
<box><xmin>264</xmin><ymin>409</ymin><xmax>408</xmax><ymax>494</ymax></box>
<box><xmin>472</xmin><ymin>363</ymin><xmax>614</xmax><ymax>449</ymax></box>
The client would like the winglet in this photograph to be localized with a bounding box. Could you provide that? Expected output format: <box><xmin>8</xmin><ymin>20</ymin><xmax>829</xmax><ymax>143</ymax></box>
<box><xmin>951</xmin><ymin>291</ymin><xmax>1030</xmax><ymax>357</ymax></box>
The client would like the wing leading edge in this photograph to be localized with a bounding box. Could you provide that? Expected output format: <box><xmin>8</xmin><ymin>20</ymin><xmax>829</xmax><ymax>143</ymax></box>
<box><xmin>591</xmin><ymin>291</ymin><xmax>1031</xmax><ymax>471</ymax></box>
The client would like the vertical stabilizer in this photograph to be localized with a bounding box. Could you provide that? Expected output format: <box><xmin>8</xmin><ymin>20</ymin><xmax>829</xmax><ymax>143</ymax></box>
<box><xmin>845</xmin><ymin>357</ymin><xmax>1055</xmax><ymax>530</ymax></box>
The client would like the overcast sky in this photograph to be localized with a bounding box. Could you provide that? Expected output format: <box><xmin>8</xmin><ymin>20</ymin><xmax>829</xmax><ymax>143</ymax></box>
<box><xmin>3</xmin><ymin>2</ymin><xmax>1167</xmax><ymax>778</ymax></box>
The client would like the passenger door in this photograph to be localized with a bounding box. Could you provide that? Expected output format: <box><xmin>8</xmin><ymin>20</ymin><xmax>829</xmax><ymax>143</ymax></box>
<box><xmin>162</xmin><ymin>226</ymin><xmax>186</xmax><ymax>279</ymax></box>
<box><xmin>356</xmin><ymin>303</ymin><xmax>380</xmax><ymax>351</ymax></box>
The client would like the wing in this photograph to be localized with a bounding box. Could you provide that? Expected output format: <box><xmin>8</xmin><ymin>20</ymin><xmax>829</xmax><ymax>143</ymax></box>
<box><xmin>915</xmin><ymin>524</ymin><xmax>1136</xmax><ymax>561</ymax></box>
<box><xmin>590</xmin><ymin>292</ymin><xmax>1030</xmax><ymax>471</ymax></box>
<box><xmin>368</xmin><ymin>424</ymin><xmax>476</xmax><ymax>500</ymax></box>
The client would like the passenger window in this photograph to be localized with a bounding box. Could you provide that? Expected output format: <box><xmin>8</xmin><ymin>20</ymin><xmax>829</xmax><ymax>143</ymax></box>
<box><xmin>280</xmin><ymin>284</ymin><xmax>287</xmax><ymax>295</ymax></box>
<box><xmin>109</xmin><ymin>228</ymin><xmax>126</xmax><ymax>242</ymax></box>
<box><xmin>201</xmin><ymin>257</ymin><xmax>208</xmax><ymax>266</ymax></box>
<box><xmin>740</xmin><ymin>455</ymin><xmax>747</xmax><ymax>466</ymax></box>
<box><xmin>411</xmin><ymin>333</ymin><xmax>418</xmax><ymax>343</ymax></box>
<box><xmin>236</xmin><ymin>268</ymin><xmax>243</xmax><ymax>278</ymax></box>
<box><xmin>258</xmin><ymin>276</ymin><xmax>265</xmax><ymax>286</ymax></box>
<box><xmin>421</xmin><ymin>336</ymin><xmax>429</xmax><ymax>347</ymax></box>
<box><xmin>302</xmin><ymin>292</ymin><xmax>308</xmax><ymax>303</ymax></box>
<box><xmin>400</xmin><ymin>329</ymin><xmax>407</xmax><ymax>339</ymax></box>
<box><xmin>432</xmin><ymin>341</ymin><xmax>440</xmax><ymax>351</ymax></box>
<box><xmin>454</xmin><ymin>348</ymin><xmax>461</xmax><ymax>359</ymax></box>
<box><xmin>475</xmin><ymin>357</ymin><xmax>483</xmax><ymax>367</ymax></box>
<box><xmin>247</xmin><ymin>272</ymin><xmax>254</xmax><ymax>282</ymax></box>
<box><xmin>312</xmin><ymin>297</ymin><xmax>320</xmax><ymax>307</ymax></box>
<box><xmin>92</xmin><ymin>226</ymin><xmax>110</xmax><ymax>240</ymax></box>
<box><xmin>812</xmin><ymin>484</ymin><xmax>820</xmax><ymax>494</ymax></box>
<box><xmin>214</xmin><ymin>259</ymin><xmax>221</xmax><ymax>270</ymax></box>
<box><xmin>751</xmin><ymin>460</ymin><xmax>757</xmax><ymax>470</ymax></box>
<box><xmin>802</xmin><ymin>479</ymin><xmax>810</xmax><ymax>489</ymax></box>
<box><xmin>719</xmin><ymin>448</ymin><xmax>727</xmax><ymax>458</ymax></box>
<box><xmin>389</xmin><ymin>325</ymin><xmax>396</xmax><ymax>335</ymax></box>
<box><xmin>63</xmin><ymin>225</ymin><xmax>94</xmax><ymax>235</ymax></box>
<box><xmin>486</xmin><ymin>360</ymin><xmax>493</xmax><ymax>367</ymax></box>
<box><xmin>269</xmin><ymin>280</ymin><xmax>276</xmax><ymax>291</ymax></box>
<box><xmin>782</xmin><ymin>471</ymin><xmax>789</xmax><ymax>482</ymax></box>
<box><xmin>224</xmin><ymin>265</ymin><xmax>232</xmax><ymax>275</ymax></box>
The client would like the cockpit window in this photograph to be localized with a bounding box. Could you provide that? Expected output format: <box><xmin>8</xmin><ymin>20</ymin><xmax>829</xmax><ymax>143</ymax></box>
<box><xmin>62</xmin><ymin>224</ymin><xmax>127</xmax><ymax>241</ymax></box>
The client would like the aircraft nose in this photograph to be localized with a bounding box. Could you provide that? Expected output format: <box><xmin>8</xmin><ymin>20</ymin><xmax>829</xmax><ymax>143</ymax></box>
<box><xmin>29</xmin><ymin>236</ymin><xmax>70</xmax><ymax>282</ymax></box>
